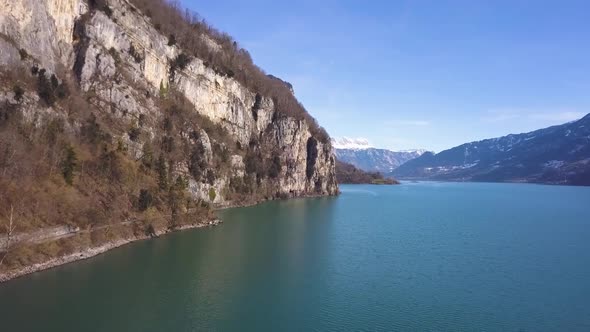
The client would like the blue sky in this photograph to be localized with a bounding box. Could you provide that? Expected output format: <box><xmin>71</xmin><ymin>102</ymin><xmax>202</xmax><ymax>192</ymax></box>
<box><xmin>181</xmin><ymin>0</ymin><xmax>590</xmax><ymax>152</ymax></box>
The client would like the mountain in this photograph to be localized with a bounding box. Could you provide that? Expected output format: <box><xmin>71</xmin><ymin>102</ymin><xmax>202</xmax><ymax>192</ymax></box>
<box><xmin>332</xmin><ymin>137</ymin><xmax>374</xmax><ymax>150</ymax></box>
<box><xmin>335</xmin><ymin>160</ymin><xmax>398</xmax><ymax>185</ymax></box>
<box><xmin>335</xmin><ymin>148</ymin><xmax>426</xmax><ymax>173</ymax></box>
<box><xmin>333</xmin><ymin>138</ymin><xmax>426</xmax><ymax>173</ymax></box>
<box><xmin>392</xmin><ymin>114</ymin><xmax>590</xmax><ymax>185</ymax></box>
<box><xmin>0</xmin><ymin>0</ymin><xmax>337</xmax><ymax>281</ymax></box>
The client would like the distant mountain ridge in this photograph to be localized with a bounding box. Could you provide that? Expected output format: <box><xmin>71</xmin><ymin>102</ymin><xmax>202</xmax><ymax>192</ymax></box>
<box><xmin>332</xmin><ymin>137</ymin><xmax>373</xmax><ymax>150</ymax></box>
<box><xmin>333</xmin><ymin>137</ymin><xmax>427</xmax><ymax>173</ymax></box>
<box><xmin>392</xmin><ymin>114</ymin><xmax>590</xmax><ymax>186</ymax></box>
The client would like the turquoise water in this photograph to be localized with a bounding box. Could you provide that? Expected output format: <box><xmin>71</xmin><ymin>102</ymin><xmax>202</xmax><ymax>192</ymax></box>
<box><xmin>1</xmin><ymin>182</ymin><xmax>590</xmax><ymax>331</ymax></box>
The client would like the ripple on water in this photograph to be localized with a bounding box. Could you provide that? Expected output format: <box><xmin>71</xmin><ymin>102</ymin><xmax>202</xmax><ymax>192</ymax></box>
<box><xmin>0</xmin><ymin>183</ymin><xmax>589</xmax><ymax>331</ymax></box>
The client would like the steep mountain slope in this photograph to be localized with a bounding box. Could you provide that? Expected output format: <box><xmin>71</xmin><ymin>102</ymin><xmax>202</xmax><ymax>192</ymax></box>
<box><xmin>392</xmin><ymin>114</ymin><xmax>590</xmax><ymax>185</ymax></box>
<box><xmin>0</xmin><ymin>0</ymin><xmax>337</xmax><ymax>280</ymax></box>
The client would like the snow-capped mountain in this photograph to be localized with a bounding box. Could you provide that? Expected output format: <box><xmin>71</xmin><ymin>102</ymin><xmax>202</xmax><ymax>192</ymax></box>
<box><xmin>332</xmin><ymin>138</ymin><xmax>427</xmax><ymax>173</ymax></box>
<box><xmin>332</xmin><ymin>137</ymin><xmax>373</xmax><ymax>150</ymax></box>
<box><xmin>399</xmin><ymin>149</ymin><xmax>429</xmax><ymax>155</ymax></box>
<box><xmin>392</xmin><ymin>113</ymin><xmax>590</xmax><ymax>185</ymax></box>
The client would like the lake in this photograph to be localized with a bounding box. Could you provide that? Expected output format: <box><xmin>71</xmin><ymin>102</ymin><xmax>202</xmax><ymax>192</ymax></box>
<box><xmin>1</xmin><ymin>182</ymin><xmax>590</xmax><ymax>331</ymax></box>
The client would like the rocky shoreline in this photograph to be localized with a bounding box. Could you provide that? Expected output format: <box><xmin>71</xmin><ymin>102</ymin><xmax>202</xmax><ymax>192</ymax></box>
<box><xmin>0</xmin><ymin>219</ymin><xmax>222</xmax><ymax>284</ymax></box>
<box><xmin>0</xmin><ymin>193</ymin><xmax>339</xmax><ymax>284</ymax></box>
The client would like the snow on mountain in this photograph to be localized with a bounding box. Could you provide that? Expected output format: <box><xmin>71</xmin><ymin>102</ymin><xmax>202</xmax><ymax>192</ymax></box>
<box><xmin>392</xmin><ymin>113</ymin><xmax>590</xmax><ymax>185</ymax></box>
<box><xmin>332</xmin><ymin>137</ymin><xmax>373</xmax><ymax>150</ymax></box>
<box><xmin>399</xmin><ymin>149</ymin><xmax>428</xmax><ymax>155</ymax></box>
<box><xmin>333</xmin><ymin>145</ymin><xmax>427</xmax><ymax>174</ymax></box>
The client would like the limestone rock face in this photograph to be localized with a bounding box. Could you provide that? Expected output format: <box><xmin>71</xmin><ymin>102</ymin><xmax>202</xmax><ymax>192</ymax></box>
<box><xmin>199</xmin><ymin>129</ymin><xmax>213</xmax><ymax>164</ymax></box>
<box><xmin>0</xmin><ymin>39</ymin><xmax>20</xmax><ymax>68</ymax></box>
<box><xmin>0</xmin><ymin>0</ymin><xmax>86</xmax><ymax>71</ymax></box>
<box><xmin>0</xmin><ymin>0</ymin><xmax>338</xmax><ymax>204</ymax></box>
<box><xmin>230</xmin><ymin>155</ymin><xmax>246</xmax><ymax>178</ymax></box>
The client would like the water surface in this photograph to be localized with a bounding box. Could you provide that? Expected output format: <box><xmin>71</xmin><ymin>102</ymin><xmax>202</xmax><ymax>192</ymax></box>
<box><xmin>1</xmin><ymin>182</ymin><xmax>590</xmax><ymax>331</ymax></box>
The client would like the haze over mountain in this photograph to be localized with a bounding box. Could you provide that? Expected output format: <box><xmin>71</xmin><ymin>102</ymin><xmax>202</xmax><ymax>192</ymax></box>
<box><xmin>392</xmin><ymin>114</ymin><xmax>590</xmax><ymax>186</ymax></box>
<box><xmin>333</xmin><ymin>137</ymin><xmax>426</xmax><ymax>173</ymax></box>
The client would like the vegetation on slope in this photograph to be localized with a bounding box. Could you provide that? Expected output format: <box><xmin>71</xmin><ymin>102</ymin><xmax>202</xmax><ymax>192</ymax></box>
<box><xmin>0</xmin><ymin>64</ymin><xmax>303</xmax><ymax>273</ymax></box>
<box><xmin>0</xmin><ymin>68</ymin><xmax>216</xmax><ymax>272</ymax></box>
<box><xmin>335</xmin><ymin>160</ymin><xmax>399</xmax><ymax>185</ymax></box>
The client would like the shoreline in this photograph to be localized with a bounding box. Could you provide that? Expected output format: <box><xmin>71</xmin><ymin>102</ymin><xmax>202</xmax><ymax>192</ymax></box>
<box><xmin>0</xmin><ymin>192</ymin><xmax>338</xmax><ymax>284</ymax></box>
<box><xmin>216</xmin><ymin>192</ymin><xmax>339</xmax><ymax>210</ymax></box>
<box><xmin>0</xmin><ymin>219</ymin><xmax>222</xmax><ymax>284</ymax></box>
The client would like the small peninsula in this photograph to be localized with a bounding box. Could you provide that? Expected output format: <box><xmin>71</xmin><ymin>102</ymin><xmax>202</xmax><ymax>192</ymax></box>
<box><xmin>335</xmin><ymin>160</ymin><xmax>399</xmax><ymax>185</ymax></box>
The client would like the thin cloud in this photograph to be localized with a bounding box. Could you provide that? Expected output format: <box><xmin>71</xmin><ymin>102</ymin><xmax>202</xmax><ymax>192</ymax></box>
<box><xmin>482</xmin><ymin>109</ymin><xmax>521</xmax><ymax>122</ymax></box>
<box><xmin>384</xmin><ymin>138</ymin><xmax>424</xmax><ymax>151</ymax></box>
<box><xmin>483</xmin><ymin>108</ymin><xmax>586</xmax><ymax>124</ymax></box>
<box><xmin>387</xmin><ymin>120</ymin><xmax>431</xmax><ymax>126</ymax></box>
<box><xmin>529</xmin><ymin>111</ymin><xmax>586</xmax><ymax>122</ymax></box>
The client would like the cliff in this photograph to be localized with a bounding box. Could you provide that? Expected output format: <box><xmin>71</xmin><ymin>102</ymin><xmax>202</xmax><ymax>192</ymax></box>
<box><xmin>0</xmin><ymin>0</ymin><xmax>338</xmax><ymax>280</ymax></box>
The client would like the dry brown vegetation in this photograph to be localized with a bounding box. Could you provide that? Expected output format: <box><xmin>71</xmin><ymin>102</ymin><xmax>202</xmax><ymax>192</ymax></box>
<box><xmin>0</xmin><ymin>67</ymin><xmax>216</xmax><ymax>272</ymax></box>
<box><xmin>0</xmin><ymin>63</ymin><xmax>308</xmax><ymax>271</ymax></box>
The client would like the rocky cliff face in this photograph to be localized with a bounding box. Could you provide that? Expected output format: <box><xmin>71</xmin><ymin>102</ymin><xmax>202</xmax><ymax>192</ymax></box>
<box><xmin>0</xmin><ymin>0</ymin><xmax>338</xmax><ymax>204</ymax></box>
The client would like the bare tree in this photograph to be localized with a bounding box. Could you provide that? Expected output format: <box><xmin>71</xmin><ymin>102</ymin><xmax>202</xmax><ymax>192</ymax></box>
<box><xmin>0</xmin><ymin>204</ymin><xmax>17</xmax><ymax>267</ymax></box>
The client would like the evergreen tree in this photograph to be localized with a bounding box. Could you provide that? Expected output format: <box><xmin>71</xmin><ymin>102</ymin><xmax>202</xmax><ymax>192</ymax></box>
<box><xmin>156</xmin><ymin>156</ymin><xmax>168</xmax><ymax>190</ymax></box>
<box><xmin>61</xmin><ymin>145</ymin><xmax>77</xmax><ymax>185</ymax></box>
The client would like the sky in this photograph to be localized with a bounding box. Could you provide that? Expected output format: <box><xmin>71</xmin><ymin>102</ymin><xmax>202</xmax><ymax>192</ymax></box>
<box><xmin>180</xmin><ymin>0</ymin><xmax>590</xmax><ymax>152</ymax></box>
